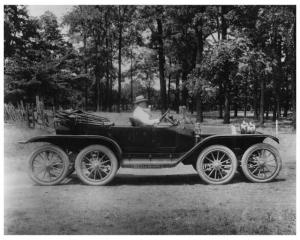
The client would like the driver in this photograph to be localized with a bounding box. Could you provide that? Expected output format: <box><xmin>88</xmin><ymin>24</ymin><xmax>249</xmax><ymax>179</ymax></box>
<box><xmin>133</xmin><ymin>95</ymin><xmax>160</xmax><ymax>125</ymax></box>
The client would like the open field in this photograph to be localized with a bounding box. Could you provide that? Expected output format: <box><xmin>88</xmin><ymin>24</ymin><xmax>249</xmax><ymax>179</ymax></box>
<box><xmin>4</xmin><ymin>114</ymin><xmax>296</xmax><ymax>234</ymax></box>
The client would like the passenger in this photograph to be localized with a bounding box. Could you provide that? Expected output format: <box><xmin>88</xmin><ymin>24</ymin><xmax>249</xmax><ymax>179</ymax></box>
<box><xmin>133</xmin><ymin>95</ymin><xmax>159</xmax><ymax>125</ymax></box>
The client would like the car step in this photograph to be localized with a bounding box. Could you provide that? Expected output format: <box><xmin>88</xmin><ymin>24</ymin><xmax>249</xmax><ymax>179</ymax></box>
<box><xmin>121</xmin><ymin>159</ymin><xmax>179</xmax><ymax>168</ymax></box>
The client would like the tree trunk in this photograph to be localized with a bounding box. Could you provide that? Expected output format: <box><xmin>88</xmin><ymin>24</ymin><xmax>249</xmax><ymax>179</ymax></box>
<box><xmin>219</xmin><ymin>103</ymin><xmax>223</xmax><ymax>118</ymax></box>
<box><xmin>196</xmin><ymin>93</ymin><xmax>203</xmax><ymax>122</ymax></box>
<box><xmin>283</xmin><ymin>104</ymin><xmax>288</xmax><ymax>118</ymax></box>
<box><xmin>83</xmin><ymin>34</ymin><xmax>88</xmax><ymax>110</ymax></box>
<box><xmin>259</xmin><ymin>77</ymin><xmax>265</xmax><ymax>125</ymax></box>
<box><xmin>219</xmin><ymin>83</ymin><xmax>223</xmax><ymax>118</ymax></box>
<box><xmin>221</xmin><ymin>6</ymin><xmax>230</xmax><ymax>124</ymax></box>
<box><xmin>233</xmin><ymin>84</ymin><xmax>238</xmax><ymax>118</ymax></box>
<box><xmin>291</xmin><ymin>70</ymin><xmax>296</xmax><ymax>128</ymax></box>
<box><xmin>195</xmin><ymin>13</ymin><xmax>204</xmax><ymax>122</ymax></box>
<box><xmin>157</xmin><ymin>18</ymin><xmax>167</xmax><ymax>112</ymax></box>
<box><xmin>109</xmin><ymin>39</ymin><xmax>114</xmax><ymax>112</ymax></box>
<box><xmin>276</xmin><ymin>101</ymin><xmax>280</xmax><ymax>119</ymax></box>
<box><xmin>223</xmin><ymin>70</ymin><xmax>230</xmax><ymax>124</ymax></box>
<box><xmin>105</xmin><ymin>62</ymin><xmax>110</xmax><ymax>111</ymax></box>
<box><xmin>255</xmin><ymin>105</ymin><xmax>259</xmax><ymax>120</ymax></box>
<box><xmin>253</xmin><ymin>78</ymin><xmax>258</xmax><ymax>120</ymax></box>
<box><xmin>276</xmin><ymin>36</ymin><xmax>282</xmax><ymax>120</ymax></box>
<box><xmin>234</xmin><ymin>104</ymin><xmax>238</xmax><ymax>118</ymax></box>
<box><xmin>130</xmin><ymin>48</ymin><xmax>133</xmax><ymax>105</ymax></box>
<box><xmin>175</xmin><ymin>73</ymin><xmax>180</xmax><ymax>113</ymax></box>
<box><xmin>224</xmin><ymin>84</ymin><xmax>230</xmax><ymax>124</ymax></box>
<box><xmin>243</xmin><ymin>76</ymin><xmax>248</xmax><ymax>118</ymax></box>
<box><xmin>181</xmin><ymin>72</ymin><xmax>188</xmax><ymax>106</ymax></box>
<box><xmin>96</xmin><ymin>74</ymin><xmax>100</xmax><ymax>112</ymax></box>
<box><xmin>168</xmin><ymin>73</ymin><xmax>171</xmax><ymax>108</ymax></box>
<box><xmin>221</xmin><ymin>6</ymin><xmax>227</xmax><ymax>39</ymax></box>
<box><xmin>272</xmin><ymin>104</ymin><xmax>276</xmax><ymax>121</ymax></box>
<box><xmin>244</xmin><ymin>105</ymin><xmax>247</xmax><ymax>118</ymax></box>
<box><xmin>265</xmin><ymin>105</ymin><xmax>269</xmax><ymax>120</ymax></box>
<box><xmin>117</xmin><ymin>6</ymin><xmax>122</xmax><ymax>113</ymax></box>
<box><xmin>291</xmin><ymin>15</ymin><xmax>296</xmax><ymax>129</ymax></box>
<box><xmin>216</xmin><ymin>12</ymin><xmax>220</xmax><ymax>40</ymax></box>
<box><xmin>109</xmin><ymin>76</ymin><xmax>112</xmax><ymax>112</ymax></box>
<box><xmin>105</xmin><ymin>34</ymin><xmax>110</xmax><ymax>111</ymax></box>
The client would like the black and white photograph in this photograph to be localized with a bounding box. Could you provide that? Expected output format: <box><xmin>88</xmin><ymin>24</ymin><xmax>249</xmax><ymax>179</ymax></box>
<box><xmin>2</xmin><ymin>1</ymin><xmax>297</xmax><ymax>235</ymax></box>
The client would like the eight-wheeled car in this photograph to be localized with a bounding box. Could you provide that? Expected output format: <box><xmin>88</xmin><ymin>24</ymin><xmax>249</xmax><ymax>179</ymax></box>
<box><xmin>23</xmin><ymin>110</ymin><xmax>282</xmax><ymax>186</ymax></box>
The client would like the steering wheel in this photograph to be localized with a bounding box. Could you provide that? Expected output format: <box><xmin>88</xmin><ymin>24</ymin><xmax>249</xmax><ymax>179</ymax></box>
<box><xmin>159</xmin><ymin>109</ymin><xmax>170</xmax><ymax>122</ymax></box>
<box><xmin>158</xmin><ymin>109</ymin><xmax>179</xmax><ymax>126</ymax></box>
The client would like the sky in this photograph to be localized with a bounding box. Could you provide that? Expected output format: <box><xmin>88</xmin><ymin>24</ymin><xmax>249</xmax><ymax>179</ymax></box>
<box><xmin>27</xmin><ymin>5</ymin><xmax>73</xmax><ymax>22</ymax></box>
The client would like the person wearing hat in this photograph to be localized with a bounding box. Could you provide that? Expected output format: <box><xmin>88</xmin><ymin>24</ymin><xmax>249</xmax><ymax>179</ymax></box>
<box><xmin>133</xmin><ymin>95</ymin><xmax>160</xmax><ymax>125</ymax></box>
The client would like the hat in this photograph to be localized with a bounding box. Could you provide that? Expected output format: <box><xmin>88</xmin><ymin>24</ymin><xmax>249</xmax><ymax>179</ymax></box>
<box><xmin>134</xmin><ymin>95</ymin><xmax>148</xmax><ymax>104</ymax></box>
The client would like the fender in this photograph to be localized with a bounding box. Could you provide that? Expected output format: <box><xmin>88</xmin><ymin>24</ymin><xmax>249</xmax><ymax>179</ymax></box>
<box><xmin>20</xmin><ymin>135</ymin><xmax>123</xmax><ymax>160</ymax></box>
<box><xmin>179</xmin><ymin>134</ymin><xmax>279</xmax><ymax>164</ymax></box>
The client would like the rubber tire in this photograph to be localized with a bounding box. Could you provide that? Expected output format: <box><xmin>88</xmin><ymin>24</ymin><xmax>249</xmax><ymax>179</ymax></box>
<box><xmin>28</xmin><ymin>144</ymin><xmax>70</xmax><ymax>186</ymax></box>
<box><xmin>196</xmin><ymin>145</ymin><xmax>238</xmax><ymax>185</ymax></box>
<box><xmin>75</xmin><ymin>145</ymin><xmax>118</xmax><ymax>186</ymax></box>
<box><xmin>241</xmin><ymin>143</ymin><xmax>282</xmax><ymax>183</ymax></box>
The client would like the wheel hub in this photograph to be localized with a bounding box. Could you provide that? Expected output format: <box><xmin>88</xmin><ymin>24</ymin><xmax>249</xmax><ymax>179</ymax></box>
<box><xmin>258</xmin><ymin>159</ymin><xmax>265</xmax><ymax>167</ymax></box>
<box><xmin>45</xmin><ymin>166</ymin><xmax>51</xmax><ymax>171</ymax></box>
<box><xmin>212</xmin><ymin>160</ymin><xmax>222</xmax><ymax>170</ymax></box>
<box><xmin>91</xmin><ymin>160</ymin><xmax>100</xmax><ymax>168</ymax></box>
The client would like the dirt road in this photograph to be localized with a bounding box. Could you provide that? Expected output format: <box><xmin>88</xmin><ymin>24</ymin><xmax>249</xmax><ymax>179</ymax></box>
<box><xmin>4</xmin><ymin>124</ymin><xmax>296</xmax><ymax>234</ymax></box>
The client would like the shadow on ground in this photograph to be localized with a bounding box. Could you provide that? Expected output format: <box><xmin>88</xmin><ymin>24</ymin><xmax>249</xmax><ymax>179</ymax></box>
<box><xmin>60</xmin><ymin>172</ymin><xmax>285</xmax><ymax>186</ymax></box>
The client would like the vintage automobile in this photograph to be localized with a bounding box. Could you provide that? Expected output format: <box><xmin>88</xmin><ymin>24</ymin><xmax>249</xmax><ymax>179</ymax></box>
<box><xmin>23</xmin><ymin>110</ymin><xmax>282</xmax><ymax>186</ymax></box>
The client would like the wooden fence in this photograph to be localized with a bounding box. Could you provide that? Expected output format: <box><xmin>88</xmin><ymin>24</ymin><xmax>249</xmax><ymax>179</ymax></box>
<box><xmin>4</xmin><ymin>99</ymin><xmax>51</xmax><ymax>129</ymax></box>
<box><xmin>4</xmin><ymin>102</ymin><xmax>26</xmax><ymax>122</ymax></box>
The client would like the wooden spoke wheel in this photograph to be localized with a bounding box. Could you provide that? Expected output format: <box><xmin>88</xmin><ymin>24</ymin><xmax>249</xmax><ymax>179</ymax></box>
<box><xmin>241</xmin><ymin>143</ymin><xmax>282</xmax><ymax>183</ymax></box>
<box><xmin>75</xmin><ymin>145</ymin><xmax>118</xmax><ymax>186</ymax></box>
<box><xmin>196</xmin><ymin>145</ymin><xmax>238</xmax><ymax>185</ymax></box>
<box><xmin>28</xmin><ymin>145</ymin><xmax>70</xmax><ymax>186</ymax></box>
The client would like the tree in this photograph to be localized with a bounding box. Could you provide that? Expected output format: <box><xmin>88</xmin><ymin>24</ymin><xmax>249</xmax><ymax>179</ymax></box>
<box><xmin>236</xmin><ymin>6</ymin><xmax>296</xmax><ymax>124</ymax></box>
<box><xmin>138</xmin><ymin>6</ymin><xmax>169</xmax><ymax>111</ymax></box>
<box><xmin>112</xmin><ymin>5</ymin><xmax>136</xmax><ymax>112</ymax></box>
<box><xmin>4</xmin><ymin>5</ymin><xmax>39</xmax><ymax>59</ymax></box>
<box><xmin>63</xmin><ymin>6</ymin><xmax>93</xmax><ymax>109</ymax></box>
<box><xmin>4</xmin><ymin>7</ymin><xmax>78</xmax><ymax>106</ymax></box>
<box><xmin>5</xmin><ymin>4</ymin><xmax>296</xmax><ymax>125</ymax></box>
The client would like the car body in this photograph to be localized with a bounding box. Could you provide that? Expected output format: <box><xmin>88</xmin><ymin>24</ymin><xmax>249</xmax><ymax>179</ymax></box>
<box><xmin>24</xmin><ymin>111</ymin><xmax>282</xmax><ymax>186</ymax></box>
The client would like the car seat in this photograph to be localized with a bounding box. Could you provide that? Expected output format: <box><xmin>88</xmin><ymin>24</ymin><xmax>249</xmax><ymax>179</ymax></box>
<box><xmin>129</xmin><ymin>117</ymin><xmax>145</xmax><ymax>127</ymax></box>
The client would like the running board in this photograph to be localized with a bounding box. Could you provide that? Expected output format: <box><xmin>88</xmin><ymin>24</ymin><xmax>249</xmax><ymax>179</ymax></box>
<box><xmin>121</xmin><ymin>159</ymin><xmax>180</xmax><ymax>169</ymax></box>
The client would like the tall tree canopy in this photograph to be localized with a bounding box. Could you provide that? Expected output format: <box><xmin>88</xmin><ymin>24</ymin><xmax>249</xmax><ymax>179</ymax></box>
<box><xmin>4</xmin><ymin>5</ymin><xmax>296</xmax><ymax>128</ymax></box>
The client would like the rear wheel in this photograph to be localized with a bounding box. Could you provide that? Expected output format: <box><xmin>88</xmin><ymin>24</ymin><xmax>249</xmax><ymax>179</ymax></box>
<box><xmin>28</xmin><ymin>144</ymin><xmax>70</xmax><ymax>185</ymax></box>
<box><xmin>75</xmin><ymin>145</ymin><xmax>118</xmax><ymax>186</ymax></box>
<box><xmin>241</xmin><ymin>143</ymin><xmax>282</xmax><ymax>183</ymax></box>
<box><xmin>196</xmin><ymin>145</ymin><xmax>238</xmax><ymax>185</ymax></box>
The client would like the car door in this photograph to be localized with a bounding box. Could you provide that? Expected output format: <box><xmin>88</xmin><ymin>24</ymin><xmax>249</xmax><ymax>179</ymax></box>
<box><xmin>152</xmin><ymin>126</ymin><xmax>177</xmax><ymax>154</ymax></box>
<box><xmin>110</xmin><ymin>126</ymin><xmax>154</xmax><ymax>154</ymax></box>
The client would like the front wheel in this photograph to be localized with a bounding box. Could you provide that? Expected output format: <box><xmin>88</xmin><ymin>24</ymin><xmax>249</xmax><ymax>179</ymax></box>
<box><xmin>28</xmin><ymin>144</ymin><xmax>70</xmax><ymax>185</ymax></box>
<box><xmin>75</xmin><ymin>145</ymin><xmax>118</xmax><ymax>186</ymax></box>
<box><xmin>241</xmin><ymin>143</ymin><xmax>282</xmax><ymax>183</ymax></box>
<box><xmin>196</xmin><ymin>145</ymin><xmax>238</xmax><ymax>185</ymax></box>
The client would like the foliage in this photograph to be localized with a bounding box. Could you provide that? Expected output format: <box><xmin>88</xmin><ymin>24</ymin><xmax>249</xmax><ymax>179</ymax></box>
<box><xmin>4</xmin><ymin>5</ymin><xmax>296</xmax><ymax>127</ymax></box>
